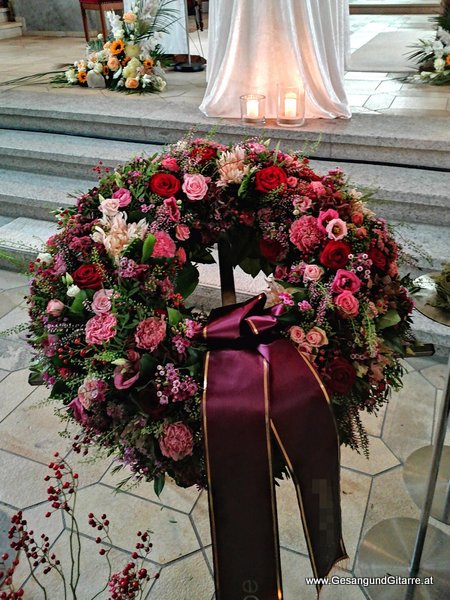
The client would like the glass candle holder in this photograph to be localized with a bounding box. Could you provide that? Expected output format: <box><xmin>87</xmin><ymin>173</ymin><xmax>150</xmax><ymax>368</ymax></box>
<box><xmin>240</xmin><ymin>94</ymin><xmax>266</xmax><ymax>124</ymax></box>
<box><xmin>276</xmin><ymin>85</ymin><xmax>305</xmax><ymax>127</ymax></box>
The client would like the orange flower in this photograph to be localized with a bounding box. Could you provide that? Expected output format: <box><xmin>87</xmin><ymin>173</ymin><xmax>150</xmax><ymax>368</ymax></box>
<box><xmin>103</xmin><ymin>65</ymin><xmax>110</xmax><ymax>76</ymax></box>
<box><xmin>77</xmin><ymin>71</ymin><xmax>87</xmax><ymax>84</ymax></box>
<box><xmin>446</xmin><ymin>55</ymin><xmax>450</xmax><ymax>66</ymax></box>
<box><xmin>125</xmin><ymin>77</ymin><xmax>139</xmax><ymax>89</ymax></box>
<box><xmin>122</xmin><ymin>57</ymin><xmax>131</xmax><ymax>67</ymax></box>
<box><xmin>143</xmin><ymin>58</ymin><xmax>154</xmax><ymax>69</ymax></box>
<box><xmin>110</xmin><ymin>39</ymin><xmax>125</xmax><ymax>56</ymax></box>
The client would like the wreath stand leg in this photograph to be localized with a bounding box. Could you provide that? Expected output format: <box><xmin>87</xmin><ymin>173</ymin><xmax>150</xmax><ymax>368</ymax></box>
<box><xmin>218</xmin><ymin>238</ymin><xmax>236</xmax><ymax>306</ymax></box>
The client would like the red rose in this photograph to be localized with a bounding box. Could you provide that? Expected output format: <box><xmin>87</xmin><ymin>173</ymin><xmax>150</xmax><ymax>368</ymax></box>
<box><xmin>72</xmin><ymin>264</ymin><xmax>103</xmax><ymax>289</ymax></box>
<box><xmin>190</xmin><ymin>146</ymin><xmax>217</xmax><ymax>163</ymax></box>
<box><xmin>255</xmin><ymin>166</ymin><xmax>288</xmax><ymax>193</ymax></box>
<box><xmin>327</xmin><ymin>357</ymin><xmax>356</xmax><ymax>395</ymax></box>
<box><xmin>319</xmin><ymin>241</ymin><xmax>352</xmax><ymax>270</ymax></box>
<box><xmin>259</xmin><ymin>238</ymin><xmax>285</xmax><ymax>262</ymax></box>
<box><xmin>369</xmin><ymin>247</ymin><xmax>388</xmax><ymax>271</ymax></box>
<box><xmin>149</xmin><ymin>173</ymin><xmax>181</xmax><ymax>198</ymax></box>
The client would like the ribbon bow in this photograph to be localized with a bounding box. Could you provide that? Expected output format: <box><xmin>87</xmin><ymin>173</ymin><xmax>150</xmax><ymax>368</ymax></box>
<box><xmin>202</xmin><ymin>295</ymin><xmax>347</xmax><ymax>600</ymax></box>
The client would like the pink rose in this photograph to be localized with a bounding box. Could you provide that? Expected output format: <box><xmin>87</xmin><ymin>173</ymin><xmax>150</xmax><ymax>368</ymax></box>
<box><xmin>331</xmin><ymin>269</ymin><xmax>361</xmax><ymax>294</ymax></box>
<box><xmin>163</xmin><ymin>197</ymin><xmax>180</xmax><ymax>222</ymax></box>
<box><xmin>112</xmin><ymin>188</ymin><xmax>132</xmax><ymax>208</ymax></box>
<box><xmin>305</xmin><ymin>326</ymin><xmax>328</xmax><ymax>347</ymax></box>
<box><xmin>92</xmin><ymin>289</ymin><xmax>114</xmax><ymax>315</ymax></box>
<box><xmin>46</xmin><ymin>299</ymin><xmax>64</xmax><ymax>317</ymax></box>
<box><xmin>161</xmin><ymin>157</ymin><xmax>180</xmax><ymax>172</ymax></box>
<box><xmin>182</xmin><ymin>173</ymin><xmax>209</xmax><ymax>202</ymax></box>
<box><xmin>99</xmin><ymin>198</ymin><xmax>121</xmax><ymax>216</ymax></box>
<box><xmin>303</xmin><ymin>264</ymin><xmax>324</xmax><ymax>282</ymax></box>
<box><xmin>334</xmin><ymin>291</ymin><xmax>359</xmax><ymax>318</ymax></box>
<box><xmin>317</xmin><ymin>209</ymin><xmax>339</xmax><ymax>233</ymax></box>
<box><xmin>289</xmin><ymin>325</ymin><xmax>305</xmax><ymax>344</ymax></box>
<box><xmin>152</xmin><ymin>231</ymin><xmax>176</xmax><ymax>258</ymax></box>
<box><xmin>309</xmin><ymin>181</ymin><xmax>326</xmax><ymax>196</ymax></box>
<box><xmin>175</xmin><ymin>224</ymin><xmax>190</xmax><ymax>241</ymax></box>
<box><xmin>326</xmin><ymin>218</ymin><xmax>348</xmax><ymax>241</ymax></box>
<box><xmin>135</xmin><ymin>316</ymin><xmax>166</xmax><ymax>351</ymax></box>
<box><xmin>114</xmin><ymin>350</ymin><xmax>140</xmax><ymax>390</ymax></box>
<box><xmin>289</xmin><ymin>216</ymin><xmax>324</xmax><ymax>254</ymax></box>
<box><xmin>294</xmin><ymin>195</ymin><xmax>312</xmax><ymax>212</ymax></box>
<box><xmin>287</xmin><ymin>176</ymin><xmax>298</xmax><ymax>188</ymax></box>
<box><xmin>159</xmin><ymin>422</ymin><xmax>194</xmax><ymax>461</ymax></box>
<box><xmin>78</xmin><ymin>378</ymin><xmax>107</xmax><ymax>409</ymax></box>
<box><xmin>85</xmin><ymin>313</ymin><xmax>117</xmax><ymax>344</ymax></box>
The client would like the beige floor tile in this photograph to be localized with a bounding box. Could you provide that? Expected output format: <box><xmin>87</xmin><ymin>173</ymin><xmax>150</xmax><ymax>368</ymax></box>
<box><xmin>0</xmin><ymin>287</ymin><xmax>28</xmax><ymax>319</ymax></box>
<box><xmin>360</xmin><ymin>403</ymin><xmax>387</xmax><ymax>437</ymax></box>
<box><xmin>420</xmin><ymin>362</ymin><xmax>448</xmax><ymax>390</ymax></box>
<box><xmin>190</xmin><ymin>490</ymin><xmax>211</xmax><ymax>546</ymax></box>
<box><xmin>376</xmin><ymin>79</ymin><xmax>403</xmax><ymax>92</ymax></box>
<box><xmin>0</xmin><ymin>384</ymin><xmax>70</xmax><ymax>463</ymax></box>
<box><xmin>364</xmin><ymin>93</ymin><xmax>395</xmax><ymax>110</ymax></box>
<box><xmin>0</xmin><ymin>304</ymin><xmax>28</xmax><ymax>331</ymax></box>
<box><xmin>0</xmin><ymin>368</ymin><xmax>32</xmax><ymax>421</ymax></box>
<box><xmin>75</xmin><ymin>484</ymin><xmax>200</xmax><ymax>562</ymax></box>
<box><xmin>0</xmin><ymin>450</ymin><xmax>48</xmax><ymax>508</ymax></box>
<box><xmin>345</xmin><ymin>71</ymin><xmax>388</xmax><ymax>80</ymax></box>
<box><xmin>341</xmin><ymin>436</ymin><xmax>400</xmax><ymax>475</ymax></box>
<box><xmin>64</xmin><ymin>450</ymin><xmax>113</xmax><ymax>489</ymax></box>
<box><xmin>347</xmin><ymin>94</ymin><xmax>371</xmax><ymax>107</ymax></box>
<box><xmin>0</xmin><ymin>271</ymin><xmax>28</xmax><ymax>291</ymax></box>
<box><xmin>340</xmin><ymin>469</ymin><xmax>372</xmax><ymax>569</ymax></box>
<box><xmin>432</xmin><ymin>389</ymin><xmax>450</xmax><ymax>445</ymax></box>
<box><xmin>383</xmin><ymin>371</ymin><xmax>436</xmax><ymax>462</ymax></box>
<box><xmin>148</xmin><ymin>551</ymin><xmax>214</xmax><ymax>600</ymax></box>
<box><xmin>101</xmin><ymin>464</ymin><xmax>201</xmax><ymax>514</ymax></box>
<box><xmin>390</xmin><ymin>96</ymin><xmax>449</xmax><ymax>110</ymax></box>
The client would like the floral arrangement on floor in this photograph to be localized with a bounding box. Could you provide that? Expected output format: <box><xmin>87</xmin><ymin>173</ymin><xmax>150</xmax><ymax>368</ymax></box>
<box><xmin>432</xmin><ymin>262</ymin><xmax>450</xmax><ymax>310</ymax></box>
<box><xmin>27</xmin><ymin>136</ymin><xmax>414</xmax><ymax>492</ymax></box>
<box><xmin>407</xmin><ymin>15</ymin><xmax>450</xmax><ymax>85</ymax></box>
<box><xmin>0</xmin><ymin>452</ymin><xmax>158</xmax><ymax>600</ymax></box>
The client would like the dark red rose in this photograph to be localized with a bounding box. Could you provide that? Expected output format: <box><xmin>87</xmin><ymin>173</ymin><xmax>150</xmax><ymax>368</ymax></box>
<box><xmin>72</xmin><ymin>264</ymin><xmax>103</xmax><ymax>289</ymax></box>
<box><xmin>369</xmin><ymin>247</ymin><xmax>388</xmax><ymax>271</ymax></box>
<box><xmin>319</xmin><ymin>241</ymin><xmax>352</xmax><ymax>270</ymax></box>
<box><xmin>327</xmin><ymin>357</ymin><xmax>356</xmax><ymax>395</ymax></box>
<box><xmin>190</xmin><ymin>146</ymin><xmax>217</xmax><ymax>163</ymax></box>
<box><xmin>255</xmin><ymin>166</ymin><xmax>288</xmax><ymax>193</ymax></box>
<box><xmin>149</xmin><ymin>173</ymin><xmax>181</xmax><ymax>198</ymax></box>
<box><xmin>259</xmin><ymin>238</ymin><xmax>285</xmax><ymax>262</ymax></box>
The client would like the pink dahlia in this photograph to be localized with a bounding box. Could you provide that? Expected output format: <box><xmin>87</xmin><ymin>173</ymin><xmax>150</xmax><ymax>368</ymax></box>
<box><xmin>289</xmin><ymin>216</ymin><xmax>324</xmax><ymax>254</ymax></box>
<box><xmin>135</xmin><ymin>316</ymin><xmax>166</xmax><ymax>351</ymax></box>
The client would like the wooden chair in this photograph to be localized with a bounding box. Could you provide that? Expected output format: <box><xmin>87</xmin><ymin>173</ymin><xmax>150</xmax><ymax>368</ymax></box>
<box><xmin>79</xmin><ymin>0</ymin><xmax>124</xmax><ymax>42</ymax></box>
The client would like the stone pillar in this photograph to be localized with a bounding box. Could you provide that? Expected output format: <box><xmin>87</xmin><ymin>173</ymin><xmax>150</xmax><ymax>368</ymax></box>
<box><xmin>441</xmin><ymin>0</ymin><xmax>450</xmax><ymax>17</ymax></box>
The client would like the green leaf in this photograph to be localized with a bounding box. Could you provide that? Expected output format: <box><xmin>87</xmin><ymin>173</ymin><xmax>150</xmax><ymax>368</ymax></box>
<box><xmin>377</xmin><ymin>309</ymin><xmax>401</xmax><ymax>330</ymax></box>
<box><xmin>141</xmin><ymin>234</ymin><xmax>156</xmax><ymax>262</ymax></box>
<box><xmin>239</xmin><ymin>257</ymin><xmax>262</xmax><ymax>278</ymax></box>
<box><xmin>190</xmin><ymin>247</ymin><xmax>216</xmax><ymax>264</ymax></box>
<box><xmin>69</xmin><ymin>290</ymin><xmax>87</xmax><ymax>315</ymax></box>
<box><xmin>167</xmin><ymin>307</ymin><xmax>182</xmax><ymax>326</ymax></box>
<box><xmin>175</xmin><ymin>263</ymin><xmax>199</xmax><ymax>299</ymax></box>
<box><xmin>114</xmin><ymin>172</ymin><xmax>123</xmax><ymax>187</ymax></box>
<box><xmin>237</xmin><ymin>172</ymin><xmax>253</xmax><ymax>198</ymax></box>
<box><xmin>153</xmin><ymin>474</ymin><xmax>165</xmax><ymax>497</ymax></box>
<box><xmin>139</xmin><ymin>353</ymin><xmax>158</xmax><ymax>380</ymax></box>
<box><xmin>50</xmin><ymin>379</ymin><xmax>69</xmax><ymax>399</ymax></box>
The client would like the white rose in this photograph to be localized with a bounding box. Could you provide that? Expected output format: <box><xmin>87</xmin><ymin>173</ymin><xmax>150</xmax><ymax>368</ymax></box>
<box><xmin>67</xmin><ymin>284</ymin><xmax>81</xmax><ymax>297</ymax></box>
<box><xmin>94</xmin><ymin>62</ymin><xmax>104</xmax><ymax>74</ymax></box>
<box><xmin>152</xmin><ymin>76</ymin><xmax>166</xmax><ymax>92</ymax></box>
<box><xmin>37</xmin><ymin>252</ymin><xmax>52</xmax><ymax>266</ymax></box>
<box><xmin>65</xmin><ymin>68</ymin><xmax>77</xmax><ymax>83</ymax></box>
<box><xmin>434</xmin><ymin>58</ymin><xmax>446</xmax><ymax>72</ymax></box>
<box><xmin>114</xmin><ymin>28</ymin><xmax>125</xmax><ymax>39</ymax></box>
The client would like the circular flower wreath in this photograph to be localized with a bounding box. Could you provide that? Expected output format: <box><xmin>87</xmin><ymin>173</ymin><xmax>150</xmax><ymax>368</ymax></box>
<box><xmin>28</xmin><ymin>137</ymin><xmax>414</xmax><ymax>490</ymax></box>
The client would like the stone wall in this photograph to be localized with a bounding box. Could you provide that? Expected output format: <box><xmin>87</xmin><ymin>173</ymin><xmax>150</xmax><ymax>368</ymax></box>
<box><xmin>12</xmin><ymin>0</ymin><xmax>98</xmax><ymax>33</ymax></box>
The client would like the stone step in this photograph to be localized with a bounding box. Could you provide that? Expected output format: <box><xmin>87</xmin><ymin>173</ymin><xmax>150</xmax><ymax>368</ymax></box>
<box><xmin>0</xmin><ymin>90</ymin><xmax>448</xmax><ymax>169</ymax></box>
<box><xmin>0</xmin><ymin>168</ymin><xmax>93</xmax><ymax>222</ymax></box>
<box><xmin>0</xmin><ymin>8</ymin><xmax>9</xmax><ymax>24</ymax></box>
<box><xmin>0</xmin><ymin>129</ymin><xmax>162</xmax><ymax>179</ymax></box>
<box><xmin>0</xmin><ymin>22</ymin><xmax>22</xmax><ymax>39</ymax></box>
<box><xmin>349</xmin><ymin>1</ymin><xmax>440</xmax><ymax>15</ymax></box>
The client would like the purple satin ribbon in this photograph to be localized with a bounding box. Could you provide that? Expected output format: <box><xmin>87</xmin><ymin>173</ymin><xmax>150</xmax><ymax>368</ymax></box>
<box><xmin>202</xmin><ymin>294</ymin><xmax>347</xmax><ymax>600</ymax></box>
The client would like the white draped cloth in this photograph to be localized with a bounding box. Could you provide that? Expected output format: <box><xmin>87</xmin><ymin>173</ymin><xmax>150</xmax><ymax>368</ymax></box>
<box><xmin>200</xmin><ymin>0</ymin><xmax>351</xmax><ymax>120</ymax></box>
<box><xmin>124</xmin><ymin>0</ymin><xmax>188</xmax><ymax>54</ymax></box>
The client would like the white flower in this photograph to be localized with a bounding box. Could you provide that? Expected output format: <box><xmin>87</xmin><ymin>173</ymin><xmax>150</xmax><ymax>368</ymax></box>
<box><xmin>93</xmin><ymin>62</ymin><xmax>104</xmax><ymax>74</ymax></box>
<box><xmin>97</xmin><ymin>33</ymin><xmax>103</xmax><ymax>40</ymax></box>
<box><xmin>114</xmin><ymin>28</ymin><xmax>125</xmax><ymax>40</ymax></box>
<box><xmin>420</xmin><ymin>71</ymin><xmax>432</xmax><ymax>79</ymax></box>
<box><xmin>152</xmin><ymin>75</ymin><xmax>166</xmax><ymax>92</ymax></box>
<box><xmin>67</xmin><ymin>284</ymin><xmax>81</xmax><ymax>297</ymax></box>
<box><xmin>87</xmin><ymin>61</ymin><xmax>95</xmax><ymax>70</ymax></box>
<box><xmin>65</xmin><ymin>68</ymin><xmax>77</xmax><ymax>83</ymax></box>
<box><xmin>217</xmin><ymin>145</ymin><xmax>250</xmax><ymax>187</ymax></box>
<box><xmin>37</xmin><ymin>252</ymin><xmax>52</xmax><ymax>266</ymax></box>
<box><xmin>434</xmin><ymin>58</ymin><xmax>446</xmax><ymax>72</ymax></box>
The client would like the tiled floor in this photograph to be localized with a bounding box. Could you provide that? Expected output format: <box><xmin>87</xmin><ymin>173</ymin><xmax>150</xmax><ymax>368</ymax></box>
<box><xmin>0</xmin><ymin>270</ymin><xmax>448</xmax><ymax>599</ymax></box>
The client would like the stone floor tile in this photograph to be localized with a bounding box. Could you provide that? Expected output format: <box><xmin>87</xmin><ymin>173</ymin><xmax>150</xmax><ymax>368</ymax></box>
<box><xmin>75</xmin><ymin>484</ymin><xmax>200</xmax><ymax>562</ymax></box>
<box><xmin>364</xmin><ymin>93</ymin><xmax>395</xmax><ymax>111</ymax></box>
<box><xmin>0</xmin><ymin>287</ymin><xmax>28</xmax><ymax>319</ymax></box>
<box><xmin>383</xmin><ymin>371</ymin><xmax>435</xmax><ymax>462</ymax></box>
<box><xmin>0</xmin><ymin>270</ymin><xmax>28</xmax><ymax>291</ymax></box>
<box><xmin>276</xmin><ymin>476</ymin><xmax>307</xmax><ymax>554</ymax></box>
<box><xmin>420</xmin><ymin>362</ymin><xmax>448</xmax><ymax>390</ymax></box>
<box><xmin>345</xmin><ymin>80</ymin><xmax>381</xmax><ymax>92</ymax></box>
<box><xmin>340</xmin><ymin>469</ymin><xmax>372</xmax><ymax>569</ymax></box>
<box><xmin>0</xmin><ymin>368</ymin><xmax>33</xmax><ymax>421</ymax></box>
<box><xmin>0</xmin><ymin>304</ymin><xmax>28</xmax><ymax>332</ymax></box>
<box><xmin>0</xmin><ymin>450</ymin><xmax>48</xmax><ymax>508</ymax></box>
<box><xmin>101</xmin><ymin>464</ymin><xmax>201</xmax><ymax>514</ymax></box>
<box><xmin>0</xmin><ymin>503</ymin><xmax>14</xmax><ymax>556</ymax></box>
<box><xmin>405</xmin><ymin>355</ymin><xmax>444</xmax><ymax>372</ymax></box>
<box><xmin>399</xmin><ymin>358</ymin><xmax>414</xmax><ymax>373</ymax></box>
<box><xmin>390</xmin><ymin>96</ymin><xmax>449</xmax><ymax>111</ymax></box>
<box><xmin>190</xmin><ymin>491</ymin><xmax>211</xmax><ymax>546</ymax></box>
<box><xmin>147</xmin><ymin>551</ymin><xmax>214</xmax><ymax>600</ymax></box>
<box><xmin>0</xmin><ymin>384</ymin><xmax>71</xmax><ymax>464</ymax></box>
<box><xmin>360</xmin><ymin>404</ymin><xmax>387</xmax><ymax>437</ymax></box>
<box><xmin>432</xmin><ymin>390</ymin><xmax>450</xmax><ymax>445</ymax></box>
<box><xmin>360</xmin><ymin>466</ymin><xmax>419</xmax><ymax>541</ymax></box>
<box><xmin>341</xmin><ymin>437</ymin><xmax>400</xmax><ymax>475</ymax></box>
<box><xmin>0</xmin><ymin>337</ymin><xmax>33</xmax><ymax>371</ymax></box>
<box><xmin>64</xmin><ymin>450</ymin><xmax>113</xmax><ymax>489</ymax></box>
<box><xmin>0</xmin><ymin>369</ymin><xmax>8</xmax><ymax>382</ymax></box>
<box><xmin>345</xmin><ymin>71</ymin><xmax>388</xmax><ymax>80</ymax></box>
<box><xmin>376</xmin><ymin>79</ymin><xmax>403</xmax><ymax>92</ymax></box>
<box><xmin>347</xmin><ymin>94</ymin><xmax>371</xmax><ymax>107</ymax></box>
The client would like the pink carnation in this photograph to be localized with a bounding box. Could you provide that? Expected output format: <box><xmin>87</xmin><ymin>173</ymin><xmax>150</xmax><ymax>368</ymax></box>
<box><xmin>182</xmin><ymin>173</ymin><xmax>209</xmax><ymax>201</ymax></box>
<box><xmin>85</xmin><ymin>313</ymin><xmax>117</xmax><ymax>344</ymax></box>
<box><xmin>92</xmin><ymin>289</ymin><xmax>114</xmax><ymax>315</ymax></box>
<box><xmin>289</xmin><ymin>216</ymin><xmax>324</xmax><ymax>254</ymax></box>
<box><xmin>112</xmin><ymin>188</ymin><xmax>132</xmax><ymax>207</ymax></box>
<box><xmin>135</xmin><ymin>316</ymin><xmax>166</xmax><ymax>351</ymax></box>
<box><xmin>78</xmin><ymin>378</ymin><xmax>107</xmax><ymax>409</ymax></box>
<box><xmin>159</xmin><ymin>422</ymin><xmax>194</xmax><ymax>461</ymax></box>
<box><xmin>335</xmin><ymin>291</ymin><xmax>359</xmax><ymax>318</ymax></box>
<box><xmin>152</xmin><ymin>231</ymin><xmax>176</xmax><ymax>258</ymax></box>
<box><xmin>331</xmin><ymin>269</ymin><xmax>361</xmax><ymax>294</ymax></box>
